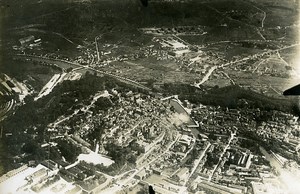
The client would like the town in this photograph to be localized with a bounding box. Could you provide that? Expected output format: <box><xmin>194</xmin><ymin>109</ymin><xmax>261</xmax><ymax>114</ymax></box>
<box><xmin>1</xmin><ymin>0</ymin><xmax>300</xmax><ymax>194</ymax></box>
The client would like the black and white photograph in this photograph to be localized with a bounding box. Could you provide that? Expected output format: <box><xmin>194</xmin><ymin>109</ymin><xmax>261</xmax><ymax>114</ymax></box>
<box><xmin>0</xmin><ymin>0</ymin><xmax>300</xmax><ymax>193</ymax></box>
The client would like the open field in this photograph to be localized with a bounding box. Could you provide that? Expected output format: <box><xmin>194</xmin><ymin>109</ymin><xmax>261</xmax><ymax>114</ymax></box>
<box><xmin>103</xmin><ymin>57</ymin><xmax>198</xmax><ymax>85</ymax></box>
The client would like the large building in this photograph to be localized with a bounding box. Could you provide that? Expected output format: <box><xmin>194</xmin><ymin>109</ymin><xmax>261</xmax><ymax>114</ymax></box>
<box><xmin>155</xmin><ymin>37</ymin><xmax>190</xmax><ymax>57</ymax></box>
<box><xmin>19</xmin><ymin>35</ymin><xmax>35</xmax><ymax>45</ymax></box>
<box><xmin>174</xmin><ymin>167</ymin><xmax>189</xmax><ymax>183</ymax></box>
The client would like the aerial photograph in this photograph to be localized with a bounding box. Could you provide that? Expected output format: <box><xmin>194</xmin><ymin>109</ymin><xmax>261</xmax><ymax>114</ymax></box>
<box><xmin>0</xmin><ymin>0</ymin><xmax>300</xmax><ymax>193</ymax></box>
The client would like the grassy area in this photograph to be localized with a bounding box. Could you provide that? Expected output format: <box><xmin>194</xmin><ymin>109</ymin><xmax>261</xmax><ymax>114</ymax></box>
<box><xmin>106</xmin><ymin>57</ymin><xmax>197</xmax><ymax>85</ymax></box>
<box><xmin>262</xmin><ymin>5</ymin><xmax>298</xmax><ymax>28</ymax></box>
<box><xmin>0</xmin><ymin>56</ymin><xmax>61</xmax><ymax>91</ymax></box>
<box><xmin>133</xmin><ymin>57</ymin><xmax>175</xmax><ymax>72</ymax></box>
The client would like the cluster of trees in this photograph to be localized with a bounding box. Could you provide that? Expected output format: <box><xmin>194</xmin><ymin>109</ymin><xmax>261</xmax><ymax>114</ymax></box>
<box><xmin>95</xmin><ymin>162</ymin><xmax>126</xmax><ymax>177</ymax></box>
<box><xmin>21</xmin><ymin>141</ymin><xmax>47</xmax><ymax>161</ymax></box>
<box><xmin>185</xmin><ymin>147</ymin><xmax>200</xmax><ymax>166</ymax></box>
<box><xmin>238</xmin><ymin>139</ymin><xmax>261</xmax><ymax>155</ymax></box>
<box><xmin>208</xmin><ymin>133</ymin><xmax>218</xmax><ymax>141</ymax></box>
<box><xmin>105</xmin><ymin>143</ymin><xmax>138</xmax><ymax>165</ymax></box>
<box><xmin>205</xmin><ymin>152</ymin><xmax>220</xmax><ymax>168</ymax></box>
<box><xmin>193</xmin><ymin>85</ymin><xmax>292</xmax><ymax>112</ymax></box>
<box><xmin>163</xmin><ymin>84</ymin><xmax>299</xmax><ymax>117</ymax></box>
<box><xmin>56</xmin><ymin>139</ymin><xmax>81</xmax><ymax>163</ymax></box>
<box><xmin>129</xmin><ymin>140</ymin><xmax>145</xmax><ymax>155</ymax></box>
<box><xmin>162</xmin><ymin>83</ymin><xmax>199</xmax><ymax>96</ymax></box>
<box><xmin>0</xmin><ymin>140</ymin><xmax>11</xmax><ymax>176</ymax></box>
<box><xmin>86</xmin><ymin>120</ymin><xmax>106</xmax><ymax>143</ymax></box>
<box><xmin>93</xmin><ymin>97</ymin><xmax>113</xmax><ymax>111</ymax></box>
<box><xmin>1</xmin><ymin>72</ymin><xmax>151</xmax><ymax>174</ymax></box>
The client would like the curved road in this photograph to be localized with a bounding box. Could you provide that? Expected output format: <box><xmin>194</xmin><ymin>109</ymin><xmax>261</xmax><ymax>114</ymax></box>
<box><xmin>14</xmin><ymin>54</ymin><xmax>151</xmax><ymax>91</ymax></box>
<box><xmin>194</xmin><ymin>43</ymin><xmax>300</xmax><ymax>87</ymax></box>
<box><xmin>0</xmin><ymin>99</ymin><xmax>15</xmax><ymax>123</ymax></box>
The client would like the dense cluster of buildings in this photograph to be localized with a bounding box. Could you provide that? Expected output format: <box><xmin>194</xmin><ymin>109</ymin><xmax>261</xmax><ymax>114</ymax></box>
<box><xmin>47</xmin><ymin>89</ymin><xmax>175</xmax><ymax>165</ymax></box>
<box><xmin>0</xmin><ymin>159</ymin><xmax>109</xmax><ymax>194</ymax></box>
<box><xmin>43</xmin><ymin>91</ymin><xmax>300</xmax><ymax>194</ymax></box>
<box><xmin>4</xmin><ymin>18</ymin><xmax>300</xmax><ymax>194</ymax></box>
<box><xmin>2</xmin><ymin>85</ymin><xmax>300</xmax><ymax>194</ymax></box>
<box><xmin>186</xmin><ymin>102</ymin><xmax>300</xmax><ymax>194</ymax></box>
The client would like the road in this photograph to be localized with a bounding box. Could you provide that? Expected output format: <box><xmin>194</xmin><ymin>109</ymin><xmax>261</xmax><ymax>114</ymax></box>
<box><xmin>194</xmin><ymin>43</ymin><xmax>300</xmax><ymax>87</ymax></box>
<box><xmin>51</xmin><ymin>91</ymin><xmax>110</xmax><ymax>128</ymax></box>
<box><xmin>95</xmin><ymin>35</ymin><xmax>102</xmax><ymax>62</ymax></box>
<box><xmin>195</xmin><ymin>66</ymin><xmax>217</xmax><ymax>87</ymax></box>
<box><xmin>259</xmin><ymin>147</ymin><xmax>282</xmax><ymax>171</ymax></box>
<box><xmin>252</xmin><ymin>58</ymin><xmax>268</xmax><ymax>73</ymax></box>
<box><xmin>241</xmin><ymin>0</ymin><xmax>266</xmax><ymax>28</ymax></box>
<box><xmin>220</xmin><ymin>71</ymin><xmax>236</xmax><ymax>85</ymax></box>
<box><xmin>208</xmin><ymin>132</ymin><xmax>236</xmax><ymax>181</ymax></box>
<box><xmin>14</xmin><ymin>54</ymin><xmax>151</xmax><ymax>91</ymax></box>
<box><xmin>261</xmin><ymin>10</ymin><xmax>266</xmax><ymax>28</ymax></box>
<box><xmin>183</xmin><ymin>142</ymin><xmax>211</xmax><ymax>186</ymax></box>
<box><xmin>0</xmin><ymin>99</ymin><xmax>15</xmax><ymax>123</ymax></box>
